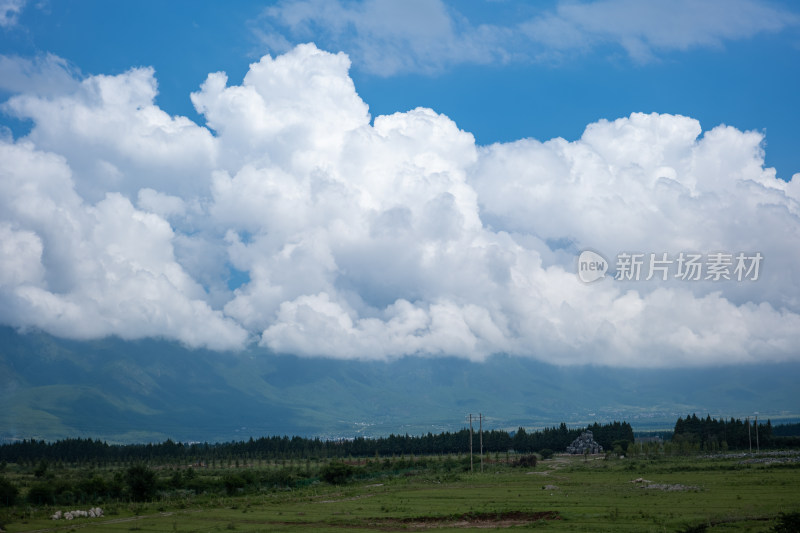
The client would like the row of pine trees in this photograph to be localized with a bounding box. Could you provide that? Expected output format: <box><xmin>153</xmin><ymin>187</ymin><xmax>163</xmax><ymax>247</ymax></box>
<box><xmin>2</xmin><ymin>417</ymin><xmax>797</xmax><ymax>464</ymax></box>
<box><xmin>0</xmin><ymin>421</ymin><xmax>634</xmax><ymax>464</ymax></box>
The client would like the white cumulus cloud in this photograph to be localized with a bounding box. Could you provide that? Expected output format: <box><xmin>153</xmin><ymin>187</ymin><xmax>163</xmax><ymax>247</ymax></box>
<box><xmin>0</xmin><ymin>44</ymin><xmax>798</xmax><ymax>366</ymax></box>
<box><xmin>0</xmin><ymin>139</ymin><xmax>248</xmax><ymax>350</ymax></box>
<box><xmin>3</xmin><ymin>66</ymin><xmax>218</xmax><ymax>202</ymax></box>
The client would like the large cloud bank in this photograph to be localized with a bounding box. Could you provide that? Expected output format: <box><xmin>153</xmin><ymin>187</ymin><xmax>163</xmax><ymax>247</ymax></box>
<box><xmin>1</xmin><ymin>43</ymin><xmax>799</xmax><ymax>366</ymax></box>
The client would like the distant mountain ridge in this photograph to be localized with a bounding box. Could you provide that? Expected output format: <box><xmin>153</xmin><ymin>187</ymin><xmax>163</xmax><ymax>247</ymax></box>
<box><xmin>0</xmin><ymin>327</ymin><xmax>797</xmax><ymax>443</ymax></box>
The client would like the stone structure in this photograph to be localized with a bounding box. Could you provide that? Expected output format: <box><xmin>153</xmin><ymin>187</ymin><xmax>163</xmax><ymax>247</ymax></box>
<box><xmin>566</xmin><ymin>430</ymin><xmax>603</xmax><ymax>454</ymax></box>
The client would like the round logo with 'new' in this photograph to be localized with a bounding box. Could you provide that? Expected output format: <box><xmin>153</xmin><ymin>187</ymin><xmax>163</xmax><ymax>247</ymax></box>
<box><xmin>577</xmin><ymin>250</ymin><xmax>608</xmax><ymax>283</ymax></box>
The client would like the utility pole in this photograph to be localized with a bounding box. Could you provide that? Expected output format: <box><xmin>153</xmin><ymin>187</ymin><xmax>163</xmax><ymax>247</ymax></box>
<box><xmin>479</xmin><ymin>413</ymin><xmax>484</xmax><ymax>473</ymax></box>
<box><xmin>747</xmin><ymin>416</ymin><xmax>752</xmax><ymax>454</ymax></box>
<box><xmin>755</xmin><ymin>413</ymin><xmax>759</xmax><ymax>453</ymax></box>
<box><xmin>469</xmin><ymin>414</ymin><xmax>474</xmax><ymax>473</ymax></box>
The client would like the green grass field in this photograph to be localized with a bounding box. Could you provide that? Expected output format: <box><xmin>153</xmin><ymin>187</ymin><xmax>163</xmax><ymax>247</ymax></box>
<box><xmin>2</xmin><ymin>452</ymin><xmax>799</xmax><ymax>532</ymax></box>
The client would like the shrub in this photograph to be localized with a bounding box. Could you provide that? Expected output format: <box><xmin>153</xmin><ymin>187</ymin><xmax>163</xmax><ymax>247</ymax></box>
<box><xmin>512</xmin><ymin>455</ymin><xmax>538</xmax><ymax>468</ymax></box>
<box><xmin>33</xmin><ymin>459</ymin><xmax>49</xmax><ymax>478</ymax></box>
<box><xmin>320</xmin><ymin>462</ymin><xmax>355</xmax><ymax>485</ymax></box>
<box><xmin>56</xmin><ymin>490</ymin><xmax>76</xmax><ymax>506</ymax></box>
<box><xmin>107</xmin><ymin>472</ymin><xmax>126</xmax><ymax>499</ymax></box>
<box><xmin>222</xmin><ymin>473</ymin><xmax>246</xmax><ymax>495</ymax></box>
<box><xmin>0</xmin><ymin>476</ymin><xmax>18</xmax><ymax>507</ymax></box>
<box><xmin>27</xmin><ymin>483</ymin><xmax>55</xmax><ymax>505</ymax></box>
<box><xmin>539</xmin><ymin>449</ymin><xmax>554</xmax><ymax>460</ymax></box>
<box><xmin>613</xmin><ymin>440</ymin><xmax>631</xmax><ymax>454</ymax></box>
<box><xmin>169</xmin><ymin>470</ymin><xmax>183</xmax><ymax>489</ymax></box>
<box><xmin>77</xmin><ymin>475</ymin><xmax>107</xmax><ymax>502</ymax></box>
<box><xmin>772</xmin><ymin>511</ymin><xmax>800</xmax><ymax>533</ymax></box>
<box><xmin>126</xmin><ymin>465</ymin><xmax>157</xmax><ymax>502</ymax></box>
<box><xmin>260</xmin><ymin>469</ymin><xmax>296</xmax><ymax>488</ymax></box>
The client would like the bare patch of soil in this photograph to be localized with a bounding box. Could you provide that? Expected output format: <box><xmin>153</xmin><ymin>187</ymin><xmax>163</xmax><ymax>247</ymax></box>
<box><xmin>630</xmin><ymin>477</ymin><xmax>699</xmax><ymax>491</ymax></box>
<box><xmin>371</xmin><ymin>510</ymin><xmax>561</xmax><ymax>530</ymax></box>
<box><xmin>318</xmin><ymin>493</ymin><xmax>376</xmax><ymax>504</ymax></box>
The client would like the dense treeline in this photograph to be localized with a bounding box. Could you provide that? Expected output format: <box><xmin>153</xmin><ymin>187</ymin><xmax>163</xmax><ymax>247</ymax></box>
<box><xmin>3</xmin><ymin>416</ymin><xmax>797</xmax><ymax>465</ymax></box>
<box><xmin>673</xmin><ymin>414</ymin><xmax>800</xmax><ymax>451</ymax></box>
<box><xmin>0</xmin><ymin>421</ymin><xmax>633</xmax><ymax>464</ymax></box>
<box><xmin>773</xmin><ymin>422</ymin><xmax>800</xmax><ymax>437</ymax></box>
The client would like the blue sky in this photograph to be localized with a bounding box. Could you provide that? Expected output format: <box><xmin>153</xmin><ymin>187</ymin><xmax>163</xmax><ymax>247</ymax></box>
<box><xmin>1</xmin><ymin>0</ymin><xmax>800</xmax><ymax>367</ymax></box>
<box><xmin>2</xmin><ymin>0</ymin><xmax>798</xmax><ymax>178</ymax></box>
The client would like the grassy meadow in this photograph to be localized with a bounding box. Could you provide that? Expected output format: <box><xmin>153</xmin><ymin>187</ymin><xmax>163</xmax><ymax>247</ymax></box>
<box><xmin>1</xmin><ymin>449</ymin><xmax>799</xmax><ymax>532</ymax></box>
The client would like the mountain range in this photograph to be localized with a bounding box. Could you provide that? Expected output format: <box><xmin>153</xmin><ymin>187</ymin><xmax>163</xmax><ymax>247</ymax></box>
<box><xmin>1</xmin><ymin>326</ymin><xmax>797</xmax><ymax>444</ymax></box>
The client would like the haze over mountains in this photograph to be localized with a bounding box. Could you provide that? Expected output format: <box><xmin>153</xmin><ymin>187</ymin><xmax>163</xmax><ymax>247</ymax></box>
<box><xmin>1</xmin><ymin>326</ymin><xmax>797</xmax><ymax>444</ymax></box>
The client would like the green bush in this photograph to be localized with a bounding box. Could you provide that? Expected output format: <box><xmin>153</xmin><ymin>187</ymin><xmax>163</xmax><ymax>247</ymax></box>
<box><xmin>56</xmin><ymin>490</ymin><xmax>76</xmax><ymax>506</ymax></box>
<box><xmin>260</xmin><ymin>469</ymin><xmax>296</xmax><ymax>488</ymax></box>
<box><xmin>613</xmin><ymin>440</ymin><xmax>631</xmax><ymax>453</ymax></box>
<box><xmin>126</xmin><ymin>465</ymin><xmax>157</xmax><ymax>502</ymax></box>
<box><xmin>27</xmin><ymin>483</ymin><xmax>55</xmax><ymax>505</ymax></box>
<box><xmin>222</xmin><ymin>473</ymin><xmax>246</xmax><ymax>495</ymax></box>
<box><xmin>184</xmin><ymin>474</ymin><xmax>214</xmax><ymax>495</ymax></box>
<box><xmin>78</xmin><ymin>474</ymin><xmax>108</xmax><ymax>499</ymax></box>
<box><xmin>33</xmin><ymin>459</ymin><xmax>49</xmax><ymax>478</ymax></box>
<box><xmin>108</xmin><ymin>472</ymin><xmax>125</xmax><ymax>499</ymax></box>
<box><xmin>539</xmin><ymin>449</ymin><xmax>554</xmax><ymax>460</ymax></box>
<box><xmin>320</xmin><ymin>461</ymin><xmax>355</xmax><ymax>485</ymax></box>
<box><xmin>169</xmin><ymin>470</ymin><xmax>183</xmax><ymax>489</ymax></box>
<box><xmin>772</xmin><ymin>511</ymin><xmax>800</xmax><ymax>533</ymax></box>
<box><xmin>0</xmin><ymin>476</ymin><xmax>18</xmax><ymax>507</ymax></box>
<box><xmin>511</xmin><ymin>454</ymin><xmax>538</xmax><ymax>468</ymax></box>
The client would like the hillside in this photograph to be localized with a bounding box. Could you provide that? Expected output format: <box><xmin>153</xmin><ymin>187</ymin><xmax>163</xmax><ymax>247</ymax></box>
<box><xmin>1</xmin><ymin>327</ymin><xmax>798</xmax><ymax>443</ymax></box>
